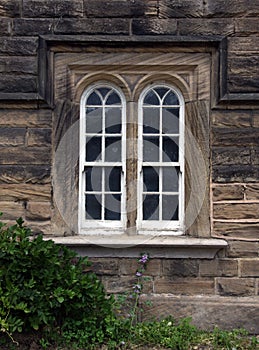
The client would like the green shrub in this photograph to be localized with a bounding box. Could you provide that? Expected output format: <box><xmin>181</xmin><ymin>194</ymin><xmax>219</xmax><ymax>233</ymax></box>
<box><xmin>0</xmin><ymin>215</ymin><xmax>115</xmax><ymax>345</ymax></box>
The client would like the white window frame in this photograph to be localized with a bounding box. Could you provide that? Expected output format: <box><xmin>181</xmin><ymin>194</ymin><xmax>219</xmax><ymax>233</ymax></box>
<box><xmin>79</xmin><ymin>83</ymin><xmax>127</xmax><ymax>234</ymax></box>
<box><xmin>137</xmin><ymin>84</ymin><xmax>185</xmax><ymax>235</ymax></box>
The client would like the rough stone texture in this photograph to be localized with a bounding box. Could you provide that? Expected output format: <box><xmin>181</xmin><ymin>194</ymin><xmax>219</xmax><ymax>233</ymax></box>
<box><xmin>214</xmin><ymin>203</ymin><xmax>259</xmax><ymax>220</ymax></box>
<box><xmin>162</xmin><ymin>259</ymin><xmax>199</xmax><ymax>277</ymax></box>
<box><xmin>26</xmin><ymin>202</ymin><xmax>52</xmax><ymax>221</ymax></box>
<box><xmin>200</xmin><ymin>259</ymin><xmax>238</xmax><ymax>277</ymax></box>
<box><xmin>240</xmin><ymin>260</ymin><xmax>259</xmax><ymax>277</ymax></box>
<box><xmin>154</xmin><ymin>277</ymin><xmax>215</xmax><ymax>295</ymax></box>
<box><xmin>178</xmin><ymin>19</ymin><xmax>235</xmax><ymax>36</ymax></box>
<box><xmin>245</xmin><ymin>184</ymin><xmax>259</xmax><ymax>200</ymax></box>
<box><xmin>227</xmin><ymin>241</ymin><xmax>259</xmax><ymax>258</ymax></box>
<box><xmin>23</xmin><ymin>0</ymin><xmax>84</xmax><ymax>18</ymax></box>
<box><xmin>213</xmin><ymin>221</ymin><xmax>259</xmax><ymax>240</ymax></box>
<box><xmin>216</xmin><ymin>277</ymin><xmax>255</xmax><ymax>296</ymax></box>
<box><xmin>132</xmin><ymin>19</ymin><xmax>177</xmax><ymax>35</ymax></box>
<box><xmin>212</xmin><ymin>185</ymin><xmax>244</xmax><ymax>201</ymax></box>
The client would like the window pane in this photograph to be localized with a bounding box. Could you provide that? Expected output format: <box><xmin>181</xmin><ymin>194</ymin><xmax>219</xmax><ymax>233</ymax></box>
<box><xmin>87</xmin><ymin>91</ymin><xmax>102</xmax><ymax>105</ymax></box>
<box><xmin>143</xmin><ymin>166</ymin><xmax>159</xmax><ymax>192</ymax></box>
<box><xmin>162</xmin><ymin>167</ymin><xmax>179</xmax><ymax>192</ymax></box>
<box><xmin>143</xmin><ymin>136</ymin><xmax>159</xmax><ymax>162</ymax></box>
<box><xmin>106</xmin><ymin>91</ymin><xmax>121</xmax><ymax>105</ymax></box>
<box><xmin>85</xmin><ymin>194</ymin><xmax>101</xmax><ymax>219</ymax></box>
<box><xmin>143</xmin><ymin>108</ymin><xmax>160</xmax><ymax>134</ymax></box>
<box><xmin>154</xmin><ymin>87</ymin><xmax>169</xmax><ymax>99</ymax></box>
<box><xmin>105</xmin><ymin>194</ymin><xmax>121</xmax><ymax>220</ymax></box>
<box><xmin>86</xmin><ymin>136</ymin><xmax>102</xmax><ymax>161</ymax></box>
<box><xmin>162</xmin><ymin>108</ymin><xmax>179</xmax><ymax>134</ymax></box>
<box><xmin>105</xmin><ymin>137</ymin><xmax>121</xmax><ymax>162</ymax></box>
<box><xmin>98</xmin><ymin>87</ymin><xmax>110</xmax><ymax>98</ymax></box>
<box><xmin>105</xmin><ymin>166</ymin><xmax>121</xmax><ymax>192</ymax></box>
<box><xmin>143</xmin><ymin>194</ymin><xmax>159</xmax><ymax>220</ymax></box>
<box><xmin>164</xmin><ymin>91</ymin><xmax>179</xmax><ymax>105</ymax></box>
<box><xmin>85</xmin><ymin>166</ymin><xmax>102</xmax><ymax>192</ymax></box>
<box><xmin>143</xmin><ymin>90</ymin><xmax>159</xmax><ymax>105</ymax></box>
<box><xmin>105</xmin><ymin>107</ymin><xmax>121</xmax><ymax>134</ymax></box>
<box><xmin>162</xmin><ymin>195</ymin><xmax>178</xmax><ymax>220</ymax></box>
<box><xmin>162</xmin><ymin>136</ymin><xmax>179</xmax><ymax>162</ymax></box>
<box><xmin>86</xmin><ymin>107</ymin><xmax>102</xmax><ymax>134</ymax></box>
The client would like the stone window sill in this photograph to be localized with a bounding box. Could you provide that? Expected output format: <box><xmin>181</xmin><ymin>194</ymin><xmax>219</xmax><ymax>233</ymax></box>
<box><xmin>45</xmin><ymin>235</ymin><xmax>227</xmax><ymax>259</ymax></box>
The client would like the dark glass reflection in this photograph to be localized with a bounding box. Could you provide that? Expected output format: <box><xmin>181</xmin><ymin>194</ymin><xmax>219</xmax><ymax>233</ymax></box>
<box><xmin>105</xmin><ymin>108</ymin><xmax>121</xmax><ymax>133</ymax></box>
<box><xmin>154</xmin><ymin>87</ymin><xmax>169</xmax><ymax>99</ymax></box>
<box><xmin>162</xmin><ymin>108</ymin><xmax>179</xmax><ymax>134</ymax></box>
<box><xmin>143</xmin><ymin>90</ymin><xmax>159</xmax><ymax>105</ymax></box>
<box><xmin>162</xmin><ymin>137</ymin><xmax>179</xmax><ymax>162</ymax></box>
<box><xmin>106</xmin><ymin>91</ymin><xmax>121</xmax><ymax>105</ymax></box>
<box><xmin>85</xmin><ymin>194</ymin><xmax>101</xmax><ymax>219</ymax></box>
<box><xmin>164</xmin><ymin>91</ymin><xmax>179</xmax><ymax>105</ymax></box>
<box><xmin>162</xmin><ymin>166</ymin><xmax>179</xmax><ymax>192</ymax></box>
<box><xmin>162</xmin><ymin>195</ymin><xmax>178</xmax><ymax>220</ymax></box>
<box><xmin>143</xmin><ymin>137</ymin><xmax>159</xmax><ymax>162</ymax></box>
<box><xmin>105</xmin><ymin>137</ymin><xmax>121</xmax><ymax>162</ymax></box>
<box><xmin>143</xmin><ymin>108</ymin><xmax>160</xmax><ymax>134</ymax></box>
<box><xmin>86</xmin><ymin>136</ymin><xmax>102</xmax><ymax>161</ymax></box>
<box><xmin>143</xmin><ymin>194</ymin><xmax>159</xmax><ymax>220</ymax></box>
<box><xmin>105</xmin><ymin>194</ymin><xmax>121</xmax><ymax>220</ymax></box>
<box><xmin>98</xmin><ymin>87</ymin><xmax>110</xmax><ymax>98</ymax></box>
<box><xmin>86</xmin><ymin>107</ymin><xmax>102</xmax><ymax>134</ymax></box>
<box><xmin>87</xmin><ymin>92</ymin><xmax>102</xmax><ymax>105</ymax></box>
<box><xmin>143</xmin><ymin>166</ymin><xmax>159</xmax><ymax>192</ymax></box>
<box><xmin>85</xmin><ymin>166</ymin><xmax>102</xmax><ymax>192</ymax></box>
<box><xmin>105</xmin><ymin>166</ymin><xmax>121</xmax><ymax>192</ymax></box>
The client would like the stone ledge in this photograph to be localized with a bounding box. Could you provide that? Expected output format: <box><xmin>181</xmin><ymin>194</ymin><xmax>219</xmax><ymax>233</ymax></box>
<box><xmin>140</xmin><ymin>294</ymin><xmax>259</xmax><ymax>334</ymax></box>
<box><xmin>45</xmin><ymin>235</ymin><xmax>227</xmax><ymax>259</ymax></box>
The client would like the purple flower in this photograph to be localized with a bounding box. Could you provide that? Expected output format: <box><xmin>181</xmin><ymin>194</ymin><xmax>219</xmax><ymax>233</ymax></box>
<box><xmin>139</xmin><ymin>254</ymin><xmax>149</xmax><ymax>264</ymax></box>
<box><xmin>136</xmin><ymin>271</ymin><xmax>142</xmax><ymax>277</ymax></box>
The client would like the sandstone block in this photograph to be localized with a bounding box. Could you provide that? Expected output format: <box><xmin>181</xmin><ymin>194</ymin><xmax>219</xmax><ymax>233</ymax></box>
<box><xmin>0</xmin><ymin>127</ymin><xmax>26</xmax><ymax>146</ymax></box>
<box><xmin>236</xmin><ymin>19</ymin><xmax>259</xmax><ymax>35</ymax></box>
<box><xmin>0</xmin><ymin>57</ymin><xmax>37</xmax><ymax>74</ymax></box>
<box><xmin>0</xmin><ymin>75</ymin><xmax>37</xmax><ymax>93</ymax></box>
<box><xmin>162</xmin><ymin>259</ymin><xmax>199</xmax><ymax>277</ymax></box>
<box><xmin>27</xmin><ymin>128</ymin><xmax>51</xmax><ymax>147</ymax></box>
<box><xmin>228</xmin><ymin>37</ymin><xmax>259</xmax><ymax>54</ymax></box>
<box><xmin>200</xmin><ymin>259</ymin><xmax>238</xmax><ymax>277</ymax></box>
<box><xmin>245</xmin><ymin>184</ymin><xmax>259</xmax><ymax>200</ymax></box>
<box><xmin>119</xmin><ymin>258</ymin><xmax>162</xmax><ymax>276</ymax></box>
<box><xmin>0</xmin><ymin>201</ymin><xmax>25</xmax><ymax>220</ymax></box>
<box><xmin>213</xmin><ymin>165</ymin><xmax>259</xmax><ymax>183</ymax></box>
<box><xmin>84</xmin><ymin>0</ymin><xmax>147</xmax><ymax>17</ymax></box>
<box><xmin>0</xmin><ymin>37</ymin><xmax>38</xmax><ymax>55</ymax></box>
<box><xmin>212</xmin><ymin>147</ymin><xmax>250</xmax><ymax>166</ymax></box>
<box><xmin>205</xmin><ymin>0</ymin><xmax>259</xmax><ymax>18</ymax></box>
<box><xmin>23</xmin><ymin>0</ymin><xmax>83</xmax><ymax>18</ymax></box>
<box><xmin>0</xmin><ymin>18</ymin><xmax>11</xmax><ymax>35</ymax></box>
<box><xmin>13</xmin><ymin>19</ymin><xmax>54</xmax><ymax>35</ymax></box>
<box><xmin>214</xmin><ymin>203</ymin><xmax>259</xmax><ymax>220</ymax></box>
<box><xmin>102</xmin><ymin>275</ymin><xmax>153</xmax><ymax>294</ymax></box>
<box><xmin>26</xmin><ymin>202</ymin><xmax>51</xmax><ymax>220</ymax></box>
<box><xmin>217</xmin><ymin>277</ymin><xmax>255</xmax><ymax>296</ymax></box>
<box><xmin>0</xmin><ymin>147</ymin><xmax>51</xmax><ymax>165</ymax></box>
<box><xmin>212</xmin><ymin>111</ymin><xmax>252</xmax><ymax>128</ymax></box>
<box><xmin>212</xmin><ymin>127</ymin><xmax>259</xmax><ymax>147</ymax></box>
<box><xmin>0</xmin><ymin>0</ymin><xmax>21</xmax><ymax>17</ymax></box>
<box><xmin>0</xmin><ymin>165</ymin><xmax>51</xmax><ymax>184</ymax></box>
<box><xmin>213</xmin><ymin>185</ymin><xmax>244</xmax><ymax>201</ymax></box>
<box><xmin>0</xmin><ymin>183</ymin><xmax>51</xmax><ymax>201</ymax></box>
<box><xmin>158</xmin><ymin>0</ymin><xmax>203</xmax><ymax>18</ymax></box>
<box><xmin>87</xmin><ymin>258</ymin><xmax>119</xmax><ymax>276</ymax></box>
<box><xmin>228</xmin><ymin>241</ymin><xmax>259</xmax><ymax>258</ymax></box>
<box><xmin>213</xmin><ymin>221</ymin><xmax>259</xmax><ymax>240</ymax></box>
<box><xmin>154</xmin><ymin>277</ymin><xmax>215</xmax><ymax>295</ymax></box>
<box><xmin>240</xmin><ymin>260</ymin><xmax>259</xmax><ymax>277</ymax></box>
<box><xmin>132</xmin><ymin>19</ymin><xmax>177</xmax><ymax>35</ymax></box>
<box><xmin>251</xmin><ymin>147</ymin><xmax>259</xmax><ymax>165</ymax></box>
<box><xmin>178</xmin><ymin>19</ymin><xmax>234</xmax><ymax>36</ymax></box>
<box><xmin>0</xmin><ymin>110</ymin><xmax>52</xmax><ymax>128</ymax></box>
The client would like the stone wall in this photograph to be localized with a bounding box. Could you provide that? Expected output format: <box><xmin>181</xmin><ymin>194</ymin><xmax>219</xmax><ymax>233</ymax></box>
<box><xmin>0</xmin><ymin>0</ymin><xmax>258</xmax><ymax>332</ymax></box>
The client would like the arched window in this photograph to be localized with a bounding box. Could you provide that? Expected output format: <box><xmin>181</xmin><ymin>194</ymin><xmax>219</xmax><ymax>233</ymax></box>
<box><xmin>79</xmin><ymin>84</ymin><xmax>126</xmax><ymax>232</ymax></box>
<box><xmin>138</xmin><ymin>85</ymin><xmax>184</xmax><ymax>232</ymax></box>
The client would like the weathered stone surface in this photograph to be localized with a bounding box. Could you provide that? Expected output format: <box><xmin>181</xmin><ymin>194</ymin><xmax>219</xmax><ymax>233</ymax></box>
<box><xmin>213</xmin><ymin>221</ymin><xmax>259</xmax><ymax>239</ymax></box>
<box><xmin>213</xmin><ymin>165</ymin><xmax>259</xmax><ymax>183</ymax></box>
<box><xmin>235</xmin><ymin>19</ymin><xmax>259</xmax><ymax>35</ymax></box>
<box><xmin>0</xmin><ymin>165</ymin><xmax>51</xmax><ymax>184</ymax></box>
<box><xmin>119</xmin><ymin>258</ymin><xmax>162</xmax><ymax>276</ymax></box>
<box><xmin>205</xmin><ymin>0</ymin><xmax>259</xmax><ymax>18</ymax></box>
<box><xmin>0</xmin><ymin>110</ymin><xmax>52</xmax><ymax>128</ymax></box>
<box><xmin>214</xmin><ymin>203</ymin><xmax>259</xmax><ymax>220</ymax></box>
<box><xmin>0</xmin><ymin>201</ymin><xmax>25</xmax><ymax>220</ymax></box>
<box><xmin>228</xmin><ymin>37</ymin><xmax>259</xmax><ymax>54</ymax></box>
<box><xmin>0</xmin><ymin>183</ymin><xmax>51</xmax><ymax>201</ymax></box>
<box><xmin>213</xmin><ymin>185</ymin><xmax>244</xmax><ymax>201</ymax></box>
<box><xmin>154</xmin><ymin>277</ymin><xmax>215</xmax><ymax>295</ymax></box>
<box><xmin>212</xmin><ymin>110</ymin><xmax>252</xmax><ymax>128</ymax></box>
<box><xmin>0</xmin><ymin>37</ymin><xmax>38</xmax><ymax>55</ymax></box>
<box><xmin>228</xmin><ymin>75</ymin><xmax>259</xmax><ymax>93</ymax></box>
<box><xmin>158</xmin><ymin>0</ymin><xmax>203</xmax><ymax>18</ymax></box>
<box><xmin>27</xmin><ymin>128</ymin><xmax>51</xmax><ymax>147</ymax></box>
<box><xmin>216</xmin><ymin>277</ymin><xmax>255</xmax><ymax>296</ymax></box>
<box><xmin>212</xmin><ymin>127</ymin><xmax>259</xmax><ymax>147</ymax></box>
<box><xmin>13</xmin><ymin>19</ymin><xmax>54</xmax><ymax>36</ymax></box>
<box><xmin>0</xmin><ymin>75</ymin><xmax>37</xmax><ymax>93</ymax></box>
<box><xmin>0</xmin><ymin>147</ymin><xmax>51</xmax><ymax>165</ymax></box>
<box><xmin>132</xmin><ymin>19</ymin><xmax>177</xmax><ymax>35</ymax></box>
<box><xmin>200</xmin><ymin>259</ymin><xmax>238</xmax><ymax>277</ymax></box>
<box><xmin>251</xmin><ymin>147</ymin><xmax>259</xmax><ymax>165</ymax></box>
<box><xmin>162</xmin><ymin>259</ymin><xmax>199</xmax><ymax>277</ymax></box>
<box><xmin>227</xmin><ymin>241</ymin><xmax>259</xmax><ymax>258</ymax></box>
<box><xmin>26</xmin><ymin>202</ymin><xmax>51</xmax><ymax>220</ymax></box>
<box><xmin>178</xmin><ymin>19</ymin><xmax>234</xmax><ymax>36</ymax></box>
<box><xmin>102</xmin><ymin>275</ymin><xmax>153</xmax><ymax>294</ymax></box>
<box><xmin>0</xmin><ymin>0</ymin><xmax>21</xmax><ymax>17</ymax></box>
<box><xmin>240</xmin><ymin>260</ymin><xmax>259</xmax><ymax>277</ymax></box>
<box><xmin>141</xmin><ymin>295</ymin><xmax>259</xmax><ymax>333</ymax></box>
<box><xmin>23</xmin><ymin>0</ymin><xmax>83</xmax><ymax>18</ymax></box>
<box><xmin>253</xmin><ymin>111</ymin><xmax>259</xmax><ymax>127</ymax></box>
<box><xmin>0</xmin><ymin>18</ymin><xmax>11</xmax><ymax>35</ymax></box>
<box><xmin>245</xmin><ymin>184</ymin><xmax>259</xmax><ymax>200</ymax></box>
<box><xmin>84</xmin><ymin>0</ymin><xmax>148</xmax><ymax>17</ymax></box>
<box><xmin>212</xmin><ymin>147</ymin><xmax>250</xmax><ymax>166</ymax></box>
<box><xmin>0</xmin><ymin>57</ymin><xmax>37</xmax><ymax>74</ymax></box>
<box><xmin>54</xmin><ymin>18</ymin><xmax>129</xmax><ymax>35</ymax></box>
<box><xmin>0</xmin><ymin>127</ymin><xmax>26</xmax><ymax>146</ymax></box>
<box><xmin>89</xmin><ymin>258</ymin><xmax>119</xmax><ymax>276</ymax></box>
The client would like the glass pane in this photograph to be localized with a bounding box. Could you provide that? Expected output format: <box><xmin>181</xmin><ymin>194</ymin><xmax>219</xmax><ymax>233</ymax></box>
<box><xmin>143</xmin><ymin>136</ymin><xmax>159</xmax><ymax>162</ymax></box>
<box><xmin>98</xmin><ymin>87</ymin><xmax>110</xmax><ymax>98</ymax></box>
<box><xmin>162</xmin><ymin>108</ymin><xmax>179</xmax><ymax>134</ymax></box>
<box><xmin>106</xmin><ymin>91</ymin><xmax>121</xmax><ymax>105</ymax></box>
<box><xmin>85</xmin><ymin>166</ymin><xmax>102</xmax><ymax>192</ymax></box>
<box><xmin>85</xmin><ymin>194</ymin><xmax>101</xmax><ymax>220</ymax></box>
<box><xmin>105</xmin><ymin>137</ymin><xmax>121</xmax><ymax>162</ymax></box>
<box><xmin>143</xmin><ymin>108</ymin><xmax>160</xmax><ymax>134</ymax></box>
<box><xmin>164</xmin><ymin>90</ymin><xmax>179</xmax><ymax>105</ymax></box>
<box><xmin>154</xmin><ymin>87</ymin><xmax>169</xmax><ymax>99</ymax></box>
<box><xmin>87</xmin><ymin>91</ymin><xmax>102</xmax><ymax>105</ymax></box>
<box><xmin>86</xmin><ymin>136</ymin><xmax>102</xmax><ymax>161</ymax></box>
<box><xmin>143</xmin><ymin>166</ymin><xmax>159</xmax><ymax>192</ymax></box>
<box><xmin>143</xmin><ymin>90</ymin><xmax>159</xmax><ymax>105</ymax></box>
<box><xmin>86</xmin><ymin>107</ymin><xmax>102</xmax><ymax>134</ymax></box>
<box><xmin>105</xmin><ymin>194</ymin><xmax>121</xmax><ymax>220</ymax></box>
<box><xmin>105</xmin><ymin>107</ymin><xmax>121</xmax><ymax>134</ymax></box>
<box><xmin>162</xmin><ymin>195</ymin><xmax>178</xmax><ymax>220</ymax></box>
<box><xmin>162</xmin><ymin>136</ymin><xmax>179</xmax><ymax>162</ymax></box>
<box><xmin>105</xmin><ymin>166</ymin><xmax>121</xmax><ymax>192</ymax></box>
<box><xmin>162</xmin><ymin>167</ymin><xmax>179</xmax><ymax>192</ymax></box>
<box><xmin>143</xmin><ymin>194</ymin><xmax>159</xmax><ymax>220</ymax></box>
